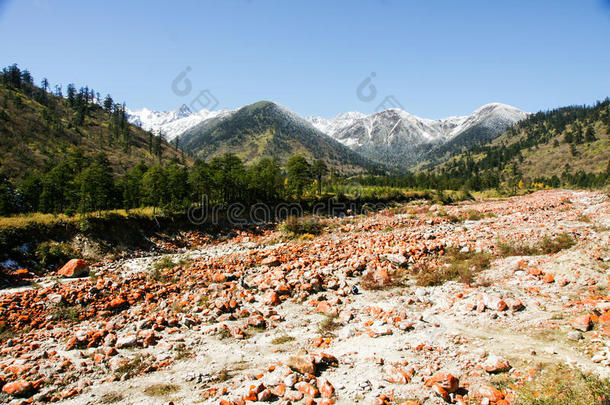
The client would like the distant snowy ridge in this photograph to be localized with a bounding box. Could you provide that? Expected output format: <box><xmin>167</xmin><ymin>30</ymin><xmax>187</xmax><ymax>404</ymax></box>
<box><xmin>126</xmin><ymin>104</ymin><xmax>230</xmax><ymax>140</ymax></box>
<box><xmin>130</xmin><ymin>101</ymin><xmax>528</xmax><ymax>168</ymax></box>
<box><xmin>305</xmin><ymin>103</ymin><xmax>528</xmax><ymax>148</ymax></box>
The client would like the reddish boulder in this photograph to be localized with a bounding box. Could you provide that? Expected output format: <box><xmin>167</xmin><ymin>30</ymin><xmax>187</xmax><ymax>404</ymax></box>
<box><xmin>483</xmin><ymin>354</ymin><xmax>511</xmax><ymax>373</ymax></box>
<box><xmin>262</xmin><ymin>256</ymin><xmax>281</xmax><ymax>266</ymax></box>
<box><xmin>58</xmin><ymin>259</ymin><xmax>89</xmax><ymax>278</ymax></box>
<box><xmin>287</xmin><ymin>355</ymin><xmax>316</xmax><ymax>374</ymax></box>
<box><xmin>2</xmin><ymin>380</ymin><xmax>34</xmax><ymax>397</ymax></box>
<box><xmin>477</xmin><ymin>385</ymin><xmax>504</xmax><ymax>402</ymax></box>
<box><xmin>543</xmin><ymin>273</ymin><xmax>555</xmax><ymax>283</ymax></box>
<box><xmin>425</xmin><ymin>372</ymin><xmax>459</xmax><ymax>393</ymax></box>
<box><xmin>296</xmin><ymin>382</ymin><xmax>319</xmax><ymax>398</ymax></box>
<box><xmin>571</xmin><ymin>314</ymin><xmax>593</xmax><ymax>332</ymax></box>
<box><xmin>263</xmin><ymin>290</ymin><xmax>280</xmax><ymax>306</ymax></box>
<box><xmin>598</xmin><ymin>311</ymin><xmax>610</xmax><ymax>327</ymax></box>
<box><xmin>384</xmin><ymin>366</ymin><xmax>412</xmax><ymax>384</ymax></box>
<box><xmin>319</xmin><ymin>379</ymin><xmax>335</xmax><ymax>398</ymax></box>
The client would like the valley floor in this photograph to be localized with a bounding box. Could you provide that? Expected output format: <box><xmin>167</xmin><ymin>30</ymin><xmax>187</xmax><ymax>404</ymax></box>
<box><xmin>0</xmin><ymin>190</ymin><xmax>609</xmax><ymax>404</ymax></box>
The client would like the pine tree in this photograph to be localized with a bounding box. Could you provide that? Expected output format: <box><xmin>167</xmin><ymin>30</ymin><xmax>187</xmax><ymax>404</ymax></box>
<box><xmin>311</xmin><ymin>159</ymin><xmax>329</xmax><ymax>196</ymax></box>
<box><xmin>286</xmin><ymin>155</ymin><xmax>312</xmax><ymax>200</ymax></box>
<box><xmin>103</xmin><ymin>95</ymin><xmax>113</xmax><ymax>113</ymax></box>
<box><xmin>66</xmin><ymin>84</ymin><xmax>76</xmax><ymax>107</ymax></box>
<box><xmin>584</xmin><ymin>126</ymin><xmax>596</xmax><ymax>142</ymax></box>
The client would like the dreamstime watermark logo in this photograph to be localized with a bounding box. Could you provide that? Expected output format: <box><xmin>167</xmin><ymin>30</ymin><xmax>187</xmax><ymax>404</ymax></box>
<box><xmin>171</xmin><ymin>66</ymin><xmax>219</xmax><ymax>111</ymax></box>
<box><xmin>186</xmin><ymin>185</ymin><xmax>387</xmax><ymax>226</ymax></box>
<box><xmin>356</xmin><ymin>72</ymin><xmax>404</xmax><ymax>112</ymax></box>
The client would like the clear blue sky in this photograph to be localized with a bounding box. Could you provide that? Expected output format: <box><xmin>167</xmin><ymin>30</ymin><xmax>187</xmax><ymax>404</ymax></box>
<box><xmin>1</xmin><ymin>0</ymin><xmax>609</xmax><ymax>118</ymax></box>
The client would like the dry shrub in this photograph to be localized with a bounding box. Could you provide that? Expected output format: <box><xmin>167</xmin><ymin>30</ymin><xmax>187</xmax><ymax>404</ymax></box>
<box><xmin>414</xmin><ymin>248</ymin><xmax>492</xmax><ymax>287</ymax></box>
<box><xmin>143</xmin><ymin>383</ymin><xmax>179</xmax><ymax>397</ymax></box>
<box><xmin>514</xmin><ymin>364</ymin><xmax>610</xmax><ymax>405</ymax></box>
<box><xmin>361</xmin><ymin>268</ymin><xmax>408</xmax><ymax>290</ymax></box>
<box><xmin>538</xmin><ymin>232</ymin><xmax>575</xmax><ymax>254</ymax></box>
<box><xmin>498</xmin><ymin>232</ymin><xmax>575</xmax><ymax>257</ymax></box>
<box><xmin>279</xmin><ymin>215</ymin><xmax>324</xmax><ymax>236</ymax></box>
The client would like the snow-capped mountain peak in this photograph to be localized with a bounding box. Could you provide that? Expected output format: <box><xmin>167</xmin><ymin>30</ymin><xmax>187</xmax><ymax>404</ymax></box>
<box><xmin>130</xmin><ymin>100</ymin><xmax>527</xmax><ymax>168</ymax></box>
<box><xmin>126</xmin><ymin>104</ymin><xmax>230</xmax><ymax>140</ymax></box>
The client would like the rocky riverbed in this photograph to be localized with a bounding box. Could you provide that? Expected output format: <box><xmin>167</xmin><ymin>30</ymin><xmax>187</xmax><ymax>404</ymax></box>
<box><xmin>0</xmin><ymin>190</ymin><xmax>608</xmax><ymax>404</ymax></box>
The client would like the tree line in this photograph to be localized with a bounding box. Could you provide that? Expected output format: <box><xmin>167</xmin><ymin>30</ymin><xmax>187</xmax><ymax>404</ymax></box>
<box><xmin>0</xmin><ymin>63</ymin><xmax>171</xmax><ymax>158</ymax></box>
<box><xmin>0</xmin><ymin>151</ymin><xmax>333</xmax><ymax>216</ymax></box>
<box><xmin>433</xmin><ymin>99</ymin><xmax>610</xmax><ymax>190</ymax></box>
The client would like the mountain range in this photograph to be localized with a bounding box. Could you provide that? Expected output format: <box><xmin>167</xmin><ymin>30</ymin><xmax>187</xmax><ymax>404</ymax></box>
<box><xmin>127</xmin><ymin>101</ymin><xmax>528</xmax><ymax>171</ymax></box>
<box><xmin>178</xmin><ymin>101</ymin><xmax>382</xmax><ymax>174</ymax></box>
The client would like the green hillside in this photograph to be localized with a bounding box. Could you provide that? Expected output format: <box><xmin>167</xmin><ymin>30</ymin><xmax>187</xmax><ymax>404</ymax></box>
<box><xmin>179</xmin><ymin>101</ymin><xmax>383</xmax><ymax>175</ymax></box>
<box><xmin>0</xmin><ymin>64</ymin><xmax>187</xmax><ymax>182</ymax></box>
<box><xmin>426</xmin><ymin>99</ymin><xmax>610</xmax><ymax>188</ymax></box>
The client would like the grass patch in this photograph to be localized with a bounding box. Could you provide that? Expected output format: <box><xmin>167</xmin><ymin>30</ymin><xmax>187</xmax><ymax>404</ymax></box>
<box><xmin>50</xmin><ymin>303</ymin><xmax>87</xmax><ymax>322</ymax></box>
<box><xmin>148</xmin><ymin>255</ymin><xmax>188</xmax><ymax>282</ymax></box>
<box><xmin>100</xmin><ymin>391</ymin><xmax>124</xmax><ymax>404</ymax></box>
<box><xmin>114</xmin><ymin>354</ymin><xmax>153</xmax><ymax>380</ymax></box>
<box><xmin>217</xmin><ymin>328</ymin><xmax>232</xmax><ymax>340</ymax></box>
<box><xmin>514</xmin><ymin>364</ymin><xmax>610</xmax><ymax>405</ymax></box>
<box><xmin>154</xmin><ymin>256</ymin><xmax>177</xmax><ymax>271</ymax></box>
<box><xmin>466</xmin><ymin>209</ymin><xmax>485</xmax><ymax>221</ymax></box>
<box><xmin>215</xmin><ymin>368</ymin><xmax>233</xmax><ymax>382</ymax></box>
<box><xmin>271</xmin><ymin>335</ymin><xmax>295</xmax><ymax>345</ymax></box>
<box><xmin>170</xmin><ymin>301</ymin><xmax>188</xmax><ymax>314</ymax></box>
<box><xmin>35</xmin><ymin>241</ymin><xmax>78</xmax><ymax>268</ymax></box>
<box><xmin>279</xmin><ymin>215</ymin><xmax>324</xmax><ymax>237</ymax></box>
<box><xmin>318</xmin><ymin>314</ymin><xmax>340</xmax><ymax>337</ymax></box>
<box><xmin>538</xmin><ymin>233</ymin><xmax>575</xmax><ymax>254</ymax></box>
<box><xmin>498</xmin><ymin>240</ymin><xmax>539</xmax><ymax>256</ymax></box>
<box><xmin>361</xmin><ymin>268</ymin><xmax>409</xmax><ymax>290</ymax></box>
<box><xmin>414</xmin><ymin>248</ymin><xmax>492</xmax><ymax>287</ymax></box>
<box><xmin>174</xmin><ymin>343</ymin><xmax>194</xmax><ymax>360</ymax></box>
<box><xmin>0</xmin><ymin>207</ymin><xmax>158</xmax><ymax>231</ymax></box>
<box><xmin>143</xmin><ymin>383</ymin><xmax>179</xmax><ymax>397</ymax></box>
<box><xmin>498</xmin><ymin>232</ymin><xmax>575</xmax><ymax>257</ymax></box>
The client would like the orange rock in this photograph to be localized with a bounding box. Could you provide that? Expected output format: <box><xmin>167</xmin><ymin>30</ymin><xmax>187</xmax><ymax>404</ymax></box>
<box><xmin>296</xmin><ymin>382</ymin><xmax>319</xmax><ymax>398</ymax></box>
<box><xmin>108</xmin><ymin>297</ymin><xmax>128</xmax><ymax>311</ymax></box>
<box><xmin>58</xmin><ymin>259</ymin><xmax>89</xmax><ymax>278</ymax></box>
<box><xmin>598</xmin><ymin>311</ymin><xmax>610</xmax><ymax>326</ymax></box>
<box><xmin>543</xmin><ymin>273</ymin><xmax>555</xmax><ymax>283</ymax></box>
<box><xmin>287</xmin><ymin>356</ymin><xmax>315</xmax><ymax>374</ymax></box>
<box><xmin>483</xmin><ymin>355</ymin><xmax>511</xmax><ymax>373</ymax></box>
<box><xmin>571</xmin><ymin>314</ymin><xmax>593</xmax><ymax>331</ymax></box>
<box><xmin>384</xmin><ymin>366</ymin><xmax>412</xmax><ymax>384</ymax></box>
<box><xmin>477</xmin><ymin>385</ymin><xmax>504</xmax><ymax>402</ymax></box>
<box><xmin>316</xmin><ymin>301</ymin><xmax>338</xmax><ymax>315</ymax></box>
<box><xmin>507</xmin><ymin>299</ymin><xmax>524</xmax><ymax>311</ymax></box>
<box><xmin>432</xmin><ymin>384</ymin><xmax>451</xmax><ymax>402</ymax></box>
<box><xmin>2</xmin><ymin>380</ymin><xmax>34</xmax><ymax>397</ymax></box>
<box><xmin>425</xmin><ymin>372</ymin><xmax>459</xmax><ymax>393</ymax></box>
<box><xmin>528</xmin><ymin>267</ymin><xmax>542</xmax><ymax>276</ymax></box>
<box><xmin>495</xmin><ymin>299</ymin><xmax>508</xmax><ymax>311</ymax></box>
<box><xmin>263</xmin><ymin>290</ymin><xmax>280</xmax><ymax>306</ymax></box>
<box><xmin>262</xmin><ymin>256</ymin><xmax>280</xmax><ymax>266</ymax></box>
<box><xmin>271</xmin><ymin>383</ymin><xmax>286</xmax><ymax>397</ymax></box>
<box><xmin>319</xmin><ymin>379</ymin><xmax>335</xmax><ymax>398</ymax></box>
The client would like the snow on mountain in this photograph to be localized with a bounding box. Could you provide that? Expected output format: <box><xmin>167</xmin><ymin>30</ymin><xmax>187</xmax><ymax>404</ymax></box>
<box><xmin>305</xmin><ymin>102</ymin><xmax>528</xmax><ymax>168</ymax></box>
<box><xmin>131</xmin><ymin>101</ymin><xmax>527</xmax><ymax>169</ymax></box>
<box><xmin>126</xmin><ymin>104</ymin><xmax>230</xmax><ymax>140</ymax></box>
<box><xmin>308</xmin><ymin>103</ymin><xmax>528</xmax><ymax>148</ymax></box>
<box><xmin>306</xmin><ymin>111</ymin><xmax>367</xmax><ymax>139</ymax></box>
